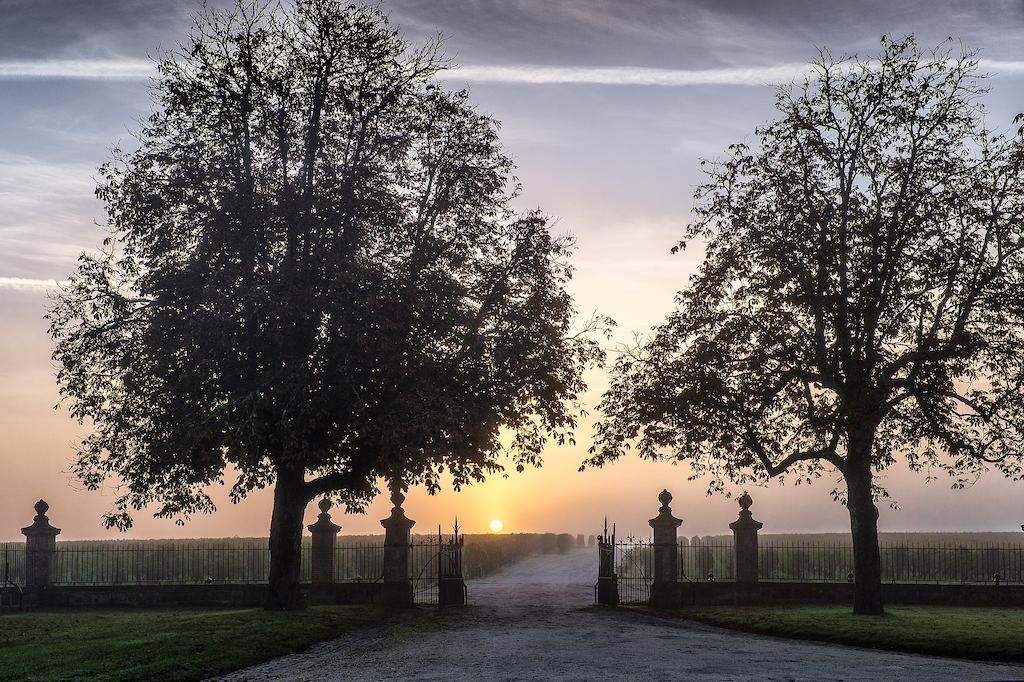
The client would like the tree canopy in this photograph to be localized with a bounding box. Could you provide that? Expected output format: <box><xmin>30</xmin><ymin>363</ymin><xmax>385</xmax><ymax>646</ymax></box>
<box><xmin>586</xmin><ymin>36</ymin><xmax>1024</xmax><ymax>613</ymax></box>
<box><xmin>48</xmin><ymin>0</ymin><xmax>605</xmax><ymax>608</ymax></box>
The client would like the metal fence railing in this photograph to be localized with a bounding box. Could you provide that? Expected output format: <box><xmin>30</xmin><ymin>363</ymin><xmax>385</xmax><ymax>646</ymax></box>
<box><xmin>410</xmin><ymin>540</ymin><xmax>440</xmax><ymax>605</ymax></box>
<box><xmin>759</xmin><ymin>540</ymin><xmax>850</xmax><ymax>582</ymax></box>
<box><xmin>680</xmin><ymin>542</ymin><xmax>734</xmax><ymax>583</ymax></box>
<box><xmin>606</xmin><ymin>537</ymin><xmax>1024</xmax><ymax>593</ymax></box>
<box><xmin>758</xmin><ymin>541</ymin><xmax>1024</xmax><ymax>584</ymax></box>
<box><xmin>2</xmin><ymin>543</ymin><xmax>27</xmax><ymax>587</ymax></box>
<box><xmin>613</xmin><ymin>538</ymin><xmax>653</xmax><ymax>605</ymax></box>
<box><xmin>335</xmin><ymin>542</ymin><xmax>384</xmax><ymax>582</ymax></box>
<box><xmin>51</xmin><ymin>543</ymin><xmax>312</xmax><ymax>585</ymax></box>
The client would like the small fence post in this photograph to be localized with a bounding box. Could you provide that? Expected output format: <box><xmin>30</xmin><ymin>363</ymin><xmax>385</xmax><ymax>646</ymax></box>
<box><xmin>596</xmin><ymin>518</ymin><xmax>618</xmax><ymax>605</ymax></box>
<box><xmin>649</xmin><ymin>489</ymin><xmax>682</xmax><ymax>609</ymax></box>
<box><xmin>308</xmin><ymin>498</ymin><xmax>340</xmax><ymax>604</ymax></box>
<box><xmin>729</xmin><ymin>492</ymin><xmax>763</xmax><ymax>587</ymax></box>
<box><xmin>380</xmin><ymin>485</ymin><xmax>415</xmax><ymax>608</ymax></box>
<box><xmin>21</xmin><ymin>500</ymin><xmax>60</xmax><ymax>606</ymax></box>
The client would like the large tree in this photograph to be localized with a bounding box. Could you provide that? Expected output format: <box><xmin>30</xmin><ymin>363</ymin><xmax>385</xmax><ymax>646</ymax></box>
<box><xmin>48</xmin><ymin>0</ymin><xmax>602</xmax><ymax>609</ymax></box>
<box><xmin>586</xmin><ymin>36</ymin><xmax>1024</xmax><ymax>614</ymax></box>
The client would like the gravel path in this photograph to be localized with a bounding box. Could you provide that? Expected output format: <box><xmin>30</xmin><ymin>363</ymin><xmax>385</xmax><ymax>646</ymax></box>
<box><xmin>222</xmin><ymin>550</ymin><xmax>1024</xmax><ymax>681</ymax></box>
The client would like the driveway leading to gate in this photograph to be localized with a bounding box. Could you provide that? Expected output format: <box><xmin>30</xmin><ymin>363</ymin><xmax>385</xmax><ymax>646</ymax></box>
<box><xmin>223</xmin><ymin>550</ymin><xmax>1024</xmax><ymax>681</ymax></box>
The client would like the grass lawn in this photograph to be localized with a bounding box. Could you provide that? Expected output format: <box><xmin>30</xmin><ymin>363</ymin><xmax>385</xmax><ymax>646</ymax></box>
<box><xmin>0</xmin><ymin>605</ymin><xmax>387</xmax><ymax>681</ymax></box>
<box><xmin>679</xmin><ymin>606</ymin><xmax>1024</xmax><ymax>662</ymax></box>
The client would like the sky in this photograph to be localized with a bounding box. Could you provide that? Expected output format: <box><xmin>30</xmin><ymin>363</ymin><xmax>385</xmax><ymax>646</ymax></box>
<box><xmin>3</xmin><ymin>0</ymin><xmax>1024</xmax><ymax>541</ymax></box>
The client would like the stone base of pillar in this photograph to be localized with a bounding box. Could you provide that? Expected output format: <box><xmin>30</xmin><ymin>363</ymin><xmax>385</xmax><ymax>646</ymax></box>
<box><xmin>308</xmin><ymin>583</ymin><xmax>336</xmax><ymax>606</ymax></box>
<box><xmin>649</xmin><ymin>580</ymin><xmax>682</xmax><ymax>609</ymax></box>
<box><xmin>381</xmin><ymin>580</ymin><xmax>413</xmax><ymax>608</ymax></box>
<box><xmin>439</xmin><ymin>578</ymin><xmax>466</xmax><ymax>607</ymax></box>
<box><xmin>596</xmin><ymin>575</ymin><xmax>619</xmax><ymax>606</ymax></box>
<box><xmin>20</xmin><ymin>588</ymin><xmax>40</xmax><ymax>609</ymax></box>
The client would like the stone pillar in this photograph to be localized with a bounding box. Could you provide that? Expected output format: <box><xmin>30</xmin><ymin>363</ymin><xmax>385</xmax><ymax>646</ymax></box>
<box><xmin>648</xmin><ymin>489</ymin><xmax>682</xmax><ymax>609</ymax></box>
<box><xmin>21</xmin><ymin>499</ymin><xmax>60</xmax><ymax>604</ymax></box>
<box><xmin>307</xmin><ymin>498</ymin><xmax>341</xmax><ymax>604</ymax></box>
<box><xmin>596</xmin><ymin>518</ymin><xmax>618</xmax><ymax>606</ymax></box>
<box><xmin>380</xmin><ymin>486</ymin><xmax>415</xmax><ymax>608</ymax></box>
<box><xmin>729</xmin><ymin>492</ymin><xmax>763</xmax><ymax>586</ymax></box>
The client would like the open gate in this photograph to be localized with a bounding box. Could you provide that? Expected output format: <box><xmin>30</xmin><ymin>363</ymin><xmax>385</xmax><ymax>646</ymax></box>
<box><xmin>410</xmin><ymin>522</ymin><xmax>466</xmax><ymax>606</ymax></box>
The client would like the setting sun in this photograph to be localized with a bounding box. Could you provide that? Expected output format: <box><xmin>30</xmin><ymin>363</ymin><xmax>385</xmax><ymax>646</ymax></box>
<box><xmin>488</xmin><ymin>519</ymin><xmax>504</xmax><ymax>533</ymax></box>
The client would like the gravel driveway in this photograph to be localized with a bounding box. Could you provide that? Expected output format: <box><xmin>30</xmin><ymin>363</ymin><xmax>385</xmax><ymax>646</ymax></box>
<box><xmin>222</xmin><ymin>549</ymin><xmax>1024</xmax><ymax>681</ymax></box>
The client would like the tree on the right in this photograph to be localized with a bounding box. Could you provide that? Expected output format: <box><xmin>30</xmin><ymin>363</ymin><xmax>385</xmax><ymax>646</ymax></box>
<box><xmin>586</xmin><ymin>36</ymin><xmax>1024</xmax><ymax>615</ymax></box>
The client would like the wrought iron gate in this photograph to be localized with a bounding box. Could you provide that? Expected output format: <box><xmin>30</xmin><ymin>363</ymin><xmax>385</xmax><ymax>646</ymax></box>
<box><xmin>410</xmin><ymin>523</ymin><xmax>466</xmax><ymax>606</ymax></box>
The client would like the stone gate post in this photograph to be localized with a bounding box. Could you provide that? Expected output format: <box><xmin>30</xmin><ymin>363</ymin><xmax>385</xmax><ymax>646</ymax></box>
<box><xmin>21</xmin><ymin>499</ymin><xmax>60</xmax><ymax>605</ymax></box>
<box><xmin>380</xmin><ymin>486</ymin><xmax>415</xmax><ymax>608</ymax></box>
<box><xmin>648</xmin><ymin>489</ymin><xmax>682</xmax><ymax>609</ymax></box>
<box><xmin>729</xmin><ymin>492</ymin><xmax>763</xmax><ymax>586</ymax></box>
<box><xmin>308</xmin><ymin>498</ymin><xmax>341</xmax><ymax>604</ymax></box>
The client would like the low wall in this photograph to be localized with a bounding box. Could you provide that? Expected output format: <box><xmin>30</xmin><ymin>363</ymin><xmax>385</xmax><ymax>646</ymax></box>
<box><xmin>679</xmin><ymin>581</ymin><xmax>1024</xmax><ymax>607</ymax></box>
<box><xmin>30</xmin><ymin>582</ymin><xmax>384</xmax><ymax>609</ymax></box>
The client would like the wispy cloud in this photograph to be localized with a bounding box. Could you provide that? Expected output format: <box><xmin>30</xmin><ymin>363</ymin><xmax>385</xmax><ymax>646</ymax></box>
<box><xmin>0</xmin><ymin>59</ymin><xmax>153</xmax><ymax>80</ymax></box>
<box><xmin>443</xmin><ymin>59</ymin><xmax>1024</xmax><ymax>86</ymax></box>
<box><xmin>979</xmin><ymin>59</ymin><xmax>1024</xmax><ymax>74</ymax></box>
<box><xmin>2</xmin><ymin>57</ymin><xmax>1024</xmax><ymax>85</ymax></box>
<box><xmin>0</xmin><ymin>277</ymin><xmax>66</xmax><ymax>291</ymax></box>
<box><xmin>440</xmin><ymin>63</ymin><xmax>813</xmax><ymax>86</ymax></box>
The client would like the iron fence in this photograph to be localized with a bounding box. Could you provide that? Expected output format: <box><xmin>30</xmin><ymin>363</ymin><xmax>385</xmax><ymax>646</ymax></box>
<box><xmin>680</xmin><ymin>542</ymin><xmax>734</xmax><ymax>583</ymax></box>
<box><xmin>607</xmin><ymin>536</ymin><xmax>1024</xmax><ymax>597</ymax></box>
<box><xmin>51</xmin><ymin>543</ymin><xmax>312</xmax><ymax>585</ymax></box>
<box><xmin>1</xmin><ymin>542</ymin><xmax>26</xmax><ymax>587</ymax></box>
<box><xmin>613</xmin><ymin>538</ymin><xmax>653</xmax><ymax>605</ymax></box>
<box><xmin>758</xmin><ymin>540</ymin><xmax>1024</xmax><ymax>584</ymax></box>
<box><xmin>335</xmin><ymin>542</ymin><xmax>385</xmax><ymax>582</ymax></box>
<box><xmin>410</xmin><ymin>539</ymin><xmax>440</xmax><ymax>605</ymax></box>
<box><xmin>759</xmin><ymin>540</ymin><xmax>851</xmax><ymax>582</ymax></box>
<box><xmin>1</xmin><ymin>543</ymin><xmax>26</xmax><ymax>609</ymax></box>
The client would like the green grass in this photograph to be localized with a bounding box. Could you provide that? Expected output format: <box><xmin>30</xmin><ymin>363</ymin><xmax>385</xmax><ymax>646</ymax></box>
<box><xmin>679</xmin><ymin>606</ymin><xmax>1024</xmax><ymax>661</ymax></box>
<box><xmin>0</xmin><ymin>605</ymin><xmax>387</xmax><ymax>681</ymax></box>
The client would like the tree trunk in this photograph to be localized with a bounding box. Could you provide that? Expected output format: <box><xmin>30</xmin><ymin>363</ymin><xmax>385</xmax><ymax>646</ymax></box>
<box><xmin>845</xmin><ymin>451</ymin><xmax>884</xmax><ymax>615</ymax></box>
<box><xmin>266</xmin><ymin>465</ymin><xmax>307</xmax><ymax>610</ymax></box>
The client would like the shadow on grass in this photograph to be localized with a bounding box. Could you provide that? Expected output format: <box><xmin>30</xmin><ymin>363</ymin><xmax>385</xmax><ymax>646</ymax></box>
<box><xmin>662</xmin><ymin>605</ymin><xmax>1024</xmax><ymax>663</ymax></box>
<box><xmin>0</xmin><ymin>605</ymin><xmax>391</xmax><ymax>681</ymax></box>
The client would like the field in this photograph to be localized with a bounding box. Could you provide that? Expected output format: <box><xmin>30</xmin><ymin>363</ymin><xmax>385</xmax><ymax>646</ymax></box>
<box><xmin>0</xmin><ymin>606</ymin><xmax>386</xmax><ymax>682</ymax></box>
<box><xmin>678</xmin><ymin>606</ymin><xmax>1024</xmax><ymax>662</ymax></box>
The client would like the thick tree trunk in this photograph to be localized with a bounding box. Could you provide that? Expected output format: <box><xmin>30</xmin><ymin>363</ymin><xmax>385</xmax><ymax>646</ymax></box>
<box><xmin>266</xmin><ymin>466</ymin><xmax>307</xmax><ymax>610</ymax></box>
<box><xmin>845</xmin><ymin>450</ymin><xmax>884</xmax><ymax>615</ymax></box>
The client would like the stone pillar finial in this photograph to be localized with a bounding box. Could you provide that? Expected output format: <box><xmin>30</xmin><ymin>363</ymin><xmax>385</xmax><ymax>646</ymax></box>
<box><xmin>648</xmin><ymin>489</ymin><xmax>683</xmax><ymax>608</ymax></box>
<box><xmin>22</xmin><ymin>499</ymin><xmax>61</xmax><ymax>601</ymax></box>
<box><xmin>390</xmin><ymin>487</ymin><xmax>406</xmax><ymax>509</ymax></box>
<box><xmin>381</xmin><ymin>480</ymin><xmax>415</xmax><ymax>607</ymax></box>
<box><xmin>308</xmin><ymin>497</ymin><xmax>341</xmax><ymax>597</ymax></box>
<box><xmin>729</xmin><ymin>491</ymin><xmax>763</xmax><ymax>586</ymax></box>
<box><xmin>649</xmin><ymin>489</ymin><xmax>682</xmax><ymax>544</ymax></box>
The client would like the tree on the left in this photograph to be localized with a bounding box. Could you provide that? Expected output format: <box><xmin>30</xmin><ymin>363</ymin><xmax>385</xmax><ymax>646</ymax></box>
<box><xmin>48</xmin><ymin>0</ymin><xmax>604</xmax><ymax>609</ymax></box>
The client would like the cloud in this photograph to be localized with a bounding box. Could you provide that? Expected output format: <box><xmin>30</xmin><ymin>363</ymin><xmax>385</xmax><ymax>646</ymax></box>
<box><xmin>442</xmin><ymin>59</ymin><xmax>1024</xmax><ymax>87</ymax></box>
<box><xmin>0</xmin><ymin>155</ymin><xmax>103</xmax><ymax>278</ymax></box>
<box><xmin>440</xmin><ymin>63</ymin><xmax>812</xmax><ymax>86</ymax></box>
<box><xmin>0</xmin><ymin>277</ymin><xmax>66</xmax><ymax>291</ymax></box>
<box><xmin>0</xmin><ymin>58</ymin><xmax>153</xmax><ymax>80</ymax></box>
<box><xmin>4</xmin><ymin>57</ymin><xmax>1024</xmax><ymax>85</ymax></box>
<box><xmin>979</xmin><ymin>59</ymin><xmax>1024</xmax><ymax>74</ymax></box>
